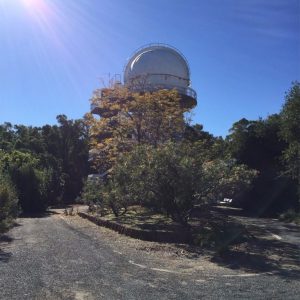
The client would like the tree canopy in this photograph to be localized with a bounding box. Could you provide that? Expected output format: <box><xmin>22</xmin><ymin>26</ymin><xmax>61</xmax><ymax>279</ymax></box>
<box><xmin>0</xmin><ymin>115</ymin><xmax>89</xmax><ymax>214</ymax></box>
<box><xmin>86</xmin><ymin>87</ymin><xmax>186</xmax><ymax>173</ymax></box>
<box><xmin>279</xmin><ymin>82</ymin><xmax>300</xmax><ymax>186</ymax></box>
<box><xmin>226</xmin><ymin>82</ymin><xmax>300</xmax><ymax>215</ymax></box>
<box><xmin>83</xmin><ymin>87</ymin><xmax>257</xmax><ymax>224</ymax></box>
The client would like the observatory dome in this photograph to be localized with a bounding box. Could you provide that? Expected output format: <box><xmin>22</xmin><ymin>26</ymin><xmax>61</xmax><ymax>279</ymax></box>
<box><xmin>124</xmin><ymin>44</ymin><xmax>190</xmax><ymax>88</ymax></box>
<box><xmin>124</xmin><ymin>44</ymin><xmax>197</xmax><ymax>107</ymax></box>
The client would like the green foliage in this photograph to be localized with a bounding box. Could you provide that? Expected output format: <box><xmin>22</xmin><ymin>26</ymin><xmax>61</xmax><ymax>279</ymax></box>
<box><xmin>0</xmin><ymin>150</ymin><xmax>49</xmax><ymax>213</ymax></box>
<box><xmin>196</xmin><ymin>159</ymin><xmax>257</xmax><ymax>205</ymax></box>
<box><xmin>226</xmin><ymin>110</ymin><xmax>298</xmax><ymax>215</ymax></box>
<box><xmin>0</xmin><ymin>115</ymin><xmax>89</xmax><ymax>209</ymax></box>
<box><xmin>280</xmin><ymin>82</ymin><xmax>300</xmax><ymax>145</ymax></box>
<box><xmin>112</xmin><ymin>143</ymin><xmax>197</xmax><ymax>224</ymax></box>
<box><xmin>0</xmin><ymin>175</ymin><xmax>18</xmax><ymax>233</ymax></box>
<box><xmin>279</xmin><ymin>82</ymin><xmax>300</xmax><ymax>203</ymax></box>
<box><xmin>279</xmin><ymin>209</ymin><xmax>300</xmax><ymax>225</ymax></box>
<box><xmin>226</xmin><ymin>83</ymin><xmax>300</xmax><ymax>216</ymax></box>
<box><xmin>87</xmin><ymin>87</ymin><xmax>186</xmax><ymax>173</ymax></box>
<box><xmin>0</xmin><ymin>123</ymin><xmax>14</xmax><ymax>152</ymax></box>
<box><xmin>50</xmin><ymin>115</ymin><xmax>89</xmax><ymax>203</ymax></box>
<box><xmin>81</xmin><ymin>178</ymin><xmax>104</xmax><ymax>211</ymax></box>
<box><xmin>102</xmin><ymin>179</ymin><xmax>131</xmax><ymax>217</ymax></box>
<box><xmin>87</xmin><ymin>87</ymin><xmax>256</xmax><ymax>223</ymax></box>
<box><xmin>107</xmin><ymin>142</ymin><xmax>256</xmax><ymax>225</ymax></box>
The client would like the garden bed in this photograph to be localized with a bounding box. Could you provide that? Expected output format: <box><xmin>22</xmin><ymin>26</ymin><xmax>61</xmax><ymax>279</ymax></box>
<box><xmin>78</xmin><ymin>206</ymin><xmax>192</xmax><ymax>243</ymax></box>
<box><xmin>78</xmin><ymin>205</ymin><xmax>248</xmax><ymax>249</ymax></box>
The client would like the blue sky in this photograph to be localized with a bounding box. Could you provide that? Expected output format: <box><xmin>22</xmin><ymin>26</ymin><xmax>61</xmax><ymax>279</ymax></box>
<box><xmin>0</xmin><ymin>0</ymin><xmax>299</xmax><ymax>136</ymax></box>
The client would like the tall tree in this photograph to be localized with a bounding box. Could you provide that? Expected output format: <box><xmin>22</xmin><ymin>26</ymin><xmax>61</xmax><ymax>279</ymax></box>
<box><xmin>0</xmin><ymin>150</ymin><xmax>49</xmax><ymax>213</ymax></box>
<box><xmin>280</xmin><ymin>82</ymin><xmax>300</xmax><ymax>205</ymax></box>
<box><xmin>0</xmin><ymin>122</ymin><xmax>15</xmax><ymax>151</ymax></box>
<box><xmin>226</xmin><ymin>114</ymin><xmax>297</xmax><ymax>215</ymax></box>
<box><xmin>42</xmin><ymin>115</ymin><xmax>89</xmax><ymax>203</ymax></box>
<box><xmin>0</xmin><ymin>115</ymin><xmax>89</xmax><ymax>207</ymax></box>
<box><xmin>0</xmin><ymin>174</ymin><xmax>18</xmax><ymax>233</ymax></box>
<box><xmin>87</xmin><ymin>87</ymin><xmax>186</xmax><ymax>173</ymax></box>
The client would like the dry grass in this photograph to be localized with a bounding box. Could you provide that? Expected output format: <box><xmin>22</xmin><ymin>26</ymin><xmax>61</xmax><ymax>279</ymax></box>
<box><xmin>100</xmin><ymin>206</ymin><xmax>183</xmax><ymax>233</ymax></box>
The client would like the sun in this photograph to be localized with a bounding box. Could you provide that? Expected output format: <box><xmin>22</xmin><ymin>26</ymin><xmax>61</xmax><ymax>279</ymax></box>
<box><xmin>22</xmin><ymin>0</ymin><xmax>47</xmax><ymax>10</ymax></box>
<box><xmin>22</xmin><ymin>0</ymin><xmax>40</xmax><ymax>6</ymax></box>
<box><xmin>21</xmin><ymin>0</ymin><xmax>51</xmax><ymax>17</ymax></box>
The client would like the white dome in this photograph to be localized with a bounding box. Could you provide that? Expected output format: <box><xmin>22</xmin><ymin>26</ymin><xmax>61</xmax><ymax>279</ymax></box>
<box><xmin>124</xmin><ymin>44</ymin><xmax>191</xmax><ymax>88</ymax></box>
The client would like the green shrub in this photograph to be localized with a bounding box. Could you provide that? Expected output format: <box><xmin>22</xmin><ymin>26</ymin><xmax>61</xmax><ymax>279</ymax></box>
<box><xmin>279</xmin><ymin>209</ymin><xmax>300</xmax><ymax>224</ymax></box>
<box><xmin>102</xmin><ymin>179</ymin><xmax>132</xmax><ymax>217</ymax></box>
<box><xmin>81</xmin><ymin>178</ymin><xmax>105</xmax><ymax>214</ymax></box>
<box><xmin>109</xmin><ymin>142</ymin><xmax>257</xmax><ymax>225</ymax></box>
<box><xmin>0</xmin><ymin>176</ymin><xmax>18</xmax><ymax>233</ymax></box>
<box><xmin>9</xmin><ymin>163</ymin><xmax>49</xmax><ymax>213</ymax></box>
<box><xmin>110</xmin><ymin>143</ymin><xmax>197</xmax><ymax>224</ymax></box>
<box><xmin>83</xmin><ymin>140</ymin><xmax>256</xmax><ymax>225</ymax></box>
<box><xmin>1</xmin><ymin>150</ymin><xmax>49</xmax><ymax>213</ymax></box>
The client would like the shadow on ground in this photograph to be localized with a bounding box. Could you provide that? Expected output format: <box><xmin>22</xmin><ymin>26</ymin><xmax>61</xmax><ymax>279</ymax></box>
<box><xmin>110</xmin><ymin>210</ymin><xmax>187</xmax><ymax>233</ymax></box>
<box><xmin>211</xmin><ymin>238</ymin><xmax>300</xmax><ymax>280</ymax></box>
<box><xmin>0</xmin><ymin>249</ymin><xmax>12</xmax><ymax>263</ymax></box>
<box><xmin>20</xmin><ymin>210</ymin><xmax>60</xmax><ymax>219</ymax></box>
<box><xmin>0</xmin><ymin>234</ymin><xmax>14</xmax><ymax>263</ymax></box>
<box><xmin>169</xmin><ymin>213</ymin><xmax>300</xmax><ymax>280</ymax></box>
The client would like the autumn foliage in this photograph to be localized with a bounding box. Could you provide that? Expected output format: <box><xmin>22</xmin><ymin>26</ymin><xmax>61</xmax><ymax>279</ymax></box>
<box><xmin>86</xmin><ymin>87</ymin><xmax>186</xmax><ymax>173</ymax></box>
<box><xmin>84</xmin><ymin>86</ymin><xmax>257</xmax><ymax>224</ymax></box>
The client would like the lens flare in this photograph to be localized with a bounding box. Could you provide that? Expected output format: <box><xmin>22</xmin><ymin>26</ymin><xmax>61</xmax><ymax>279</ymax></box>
<box><xmin>23</xmin><ymin>0</ymin><xmax>37</xmax><ymax>6</ymax></box>
<box><xmin>21</xmin><ymin>0</ymin><xmax>52</xmax><ymax>17</ymax></box>
<box><xmin>1</xmin><ymin>0</ymin><xmax>118</xmax><ymax>96</ymax></box>
<box><xmin>22</xmin><ymin>0</ymin><xmax>46</xmax><ymax>10</ymax></box>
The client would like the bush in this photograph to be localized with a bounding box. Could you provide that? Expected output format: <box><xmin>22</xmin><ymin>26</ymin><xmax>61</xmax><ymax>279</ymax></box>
<box><xmin>109</xmin><ymin>142</ymin><xmax>257</xmax><ymax>225</ymax></box>
<box><xmin>111</xmin><ymin>143</ymin><xmax>197</xmax><ymax>225</ymax></box>
<box><xmin>81</xmin><ymin>178</ymin><xmax>104</xmax><ymax>214</ymax></box>
<box><xmin>279</xmin><ymin>209</ymin><xmax>300</xmax><ymax>224</ymax></box>
<box><xmin>10</xmin><ymin>164</ymin><xmax>49</xmax><ymax>213</ymax></box>
<box><xmin>197</xmin><ymin>159</ymin><xmax>258</xmax><ymax>205</ymax></box>
<box><xmin>0</xmin><ymin>151</ymin><xmax>49</xmax><ymax>213</ymax></box>
<box><xmin>0</xmin><ymin>176</ymin><xmax>18</xmax><ymax>233</ymax></box>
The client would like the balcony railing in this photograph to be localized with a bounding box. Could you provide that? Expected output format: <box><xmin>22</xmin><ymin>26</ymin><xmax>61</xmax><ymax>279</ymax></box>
<box><xmin>91</xmin><ymin>84</ymin><xmax>197</xmax><ymax>114</ymax></box>
<box><xmin>128</xmin><ymin>83</ymin><xmax>197</xmax><ymax>100</ymax></box>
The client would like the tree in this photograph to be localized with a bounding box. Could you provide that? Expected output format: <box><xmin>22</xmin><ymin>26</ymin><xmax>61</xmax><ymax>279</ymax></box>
<box><xmin>86</xmin><ymin>87</ymin><xmax>186</xmax><ymax>173</ymax></box>
<box><xmin>47</xmin><ymin>115</ymin><xmax>89</xmax><ymax>203</ymax></box>
<box><xmin>0</xmin><ymin>115</ymin><xmax>90</xmax><ymax>210</ymax></box>
<box><xmin>0</xmin><ymin>175</ymin><xmax>18</xmax><ymax>233</ymax></box>
<box><xmin>0</xmin><ymin>150</ymin><xmax>49</xmax><ymax>213</ymax></box>
<box><xmin>280</xmin><ymin>82</ymin><xmax>300</xmax><ymax>206</ymax></box>
<box><xmin>226</xmin><ymin>112</ymin><xmax>298</xmax><ymax>215</ymax></box>
<box><xmin>0</xmin><ymin>122</ymin><xmax>15</xmax><ymax>151</ymax></box>
<box><xmin>81</xmin><ymin>178</ymin><xmax>104</xmax><ymax>213</ymax></box>
<box><xmin>184</xmin><ymin>123</ymin><xmax>215</xmax><ymax>143</ymax></box>
<box><xmin>107</xmin><ymin>142</ymin><xmax>256</xmax><ymax>225</ymax></box>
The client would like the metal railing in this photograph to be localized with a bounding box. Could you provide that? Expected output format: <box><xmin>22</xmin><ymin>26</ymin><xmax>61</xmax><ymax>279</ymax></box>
<box><xmin>90</xmin><ymin>84</ymin><xmax>197</xmax><ymax>114</ymax></box>
<box><xmin>129</xmin><ymin>83</ymin><xmax>197</xmax><ymax>100</ymax></box>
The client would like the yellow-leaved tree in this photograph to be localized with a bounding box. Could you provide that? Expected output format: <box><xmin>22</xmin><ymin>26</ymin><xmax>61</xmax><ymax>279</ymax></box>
<box><xmin>85</xmin><ymin>86</ymin><xmax>188</xmax><ymax>173</ymax></box>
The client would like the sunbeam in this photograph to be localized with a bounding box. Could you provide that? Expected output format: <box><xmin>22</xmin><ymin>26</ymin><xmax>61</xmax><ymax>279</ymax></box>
<box><xmin>22</xmin><ymin>0</ymin><xmax>43</xmax><ymax>7</ymax></box>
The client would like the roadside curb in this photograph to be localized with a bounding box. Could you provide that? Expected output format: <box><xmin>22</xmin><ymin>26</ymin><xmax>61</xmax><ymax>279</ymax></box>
<box><xmin>78</xmin><ymin>212</ymin><xmax>192</xmax><ymax>244</ymax></box>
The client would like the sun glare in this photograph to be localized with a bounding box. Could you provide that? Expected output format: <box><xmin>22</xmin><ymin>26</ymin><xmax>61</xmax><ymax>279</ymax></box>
<box><xmin>0</xmin><ymin>0</ymin><xmax>111</xmax><ymax>93</ymax></box>
<box><xmin>22</xmin><ymin>0</ymin><xmax>49</xmax><ymax>12</ymax></box>
<box><xmin>23</xmin><ymin>0</ymin><xmax>41</xmax><ymax>7</ymax></box>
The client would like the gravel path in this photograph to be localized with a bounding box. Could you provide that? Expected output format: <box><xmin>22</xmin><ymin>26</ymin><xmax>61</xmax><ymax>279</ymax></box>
<box><xmin>0</xmin><ymin>211</ymin><xmax>299</xmax><ymax>299</ymax></box>
<box><xmin>232</xmin><ymin>215</ymin><xmax>300</xmax><ymax>246</ymax></box>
